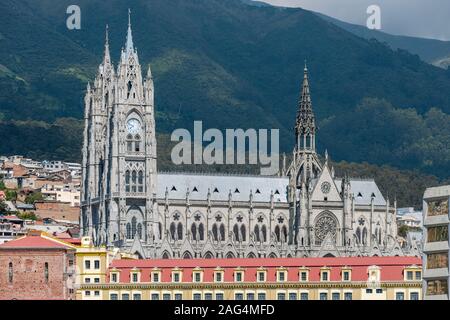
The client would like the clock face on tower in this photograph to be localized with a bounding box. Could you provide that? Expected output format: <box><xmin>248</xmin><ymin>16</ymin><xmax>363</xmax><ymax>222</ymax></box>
<box><xmin>127</xmin><ymin>118</ymin><xmax>141</xmax><ymax>134</ymax></box>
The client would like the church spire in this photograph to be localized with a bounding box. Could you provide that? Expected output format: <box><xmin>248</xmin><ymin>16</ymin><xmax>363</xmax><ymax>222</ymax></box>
<box><xmin>295</xmin><ymin>61</ymin><xmax>316</xmax><ymax>152</ymax></box>
<box><xmin>125</xmin><ymin>8</ymin><xmax>134</xmax><ymax>56</ymax></box>
<box><xmin>103</xmin><ymin>24</ymin><xmax>111</xmax><ymax>64</ymax></box>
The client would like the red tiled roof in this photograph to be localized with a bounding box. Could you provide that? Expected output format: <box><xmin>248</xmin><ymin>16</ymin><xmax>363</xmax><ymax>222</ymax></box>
<box><xmin>109</xmin><ymin>256</ymin><xmax>422</xmax><ymax>283</ymax></box>
<box><xmin>0</xmin><ymin>234</ymin><xmax>76</xmax><ymax>250</ymax></box>
<box><xmin>110</xmin><ymin>256</ymin><xmax>421</xmax><ymax>269</ymax></box>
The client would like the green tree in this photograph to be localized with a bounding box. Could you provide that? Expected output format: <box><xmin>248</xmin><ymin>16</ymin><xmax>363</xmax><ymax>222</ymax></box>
<box><xmin>17</xmin><ymin>211</ymin><xmax>37</xmax><ymax>221</ymax></box>
<box><xmin>398</xmin><ymin>225</ymin><xmax>409</xmax><ymax>238</ymax></box>
<box><xmin>25</xmin><ymin>192</ymin><xmax>43</xmax><ymax>204</ymax></box>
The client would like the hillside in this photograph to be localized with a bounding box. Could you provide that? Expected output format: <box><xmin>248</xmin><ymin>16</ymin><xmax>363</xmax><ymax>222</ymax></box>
<box><xmin>1</xmin><ymin>0</ymin><xmax>450</xmax><ymax>181</ymax></box>
<box><xmin>315</xmin><ymin>12</ymin><xmax>450</xmax><ymax>66</ymax></box>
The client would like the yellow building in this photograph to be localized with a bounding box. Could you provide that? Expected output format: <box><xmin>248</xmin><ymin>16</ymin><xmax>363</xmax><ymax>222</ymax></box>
<box><xmin>76</xmin><ymin>246</ymin><xmax>422</xmax><ymax>300</ymax></box>
<box><xmin>75</xmin><ymin>237</ymin><xmax>136</xmax><ymax>300</ymax></box>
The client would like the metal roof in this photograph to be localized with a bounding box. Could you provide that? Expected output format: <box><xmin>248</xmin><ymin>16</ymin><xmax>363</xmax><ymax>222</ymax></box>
<box><xmin>156</xmin><ymin>173</ymin><xmax>386</xmax><ymax>206</ymax></box>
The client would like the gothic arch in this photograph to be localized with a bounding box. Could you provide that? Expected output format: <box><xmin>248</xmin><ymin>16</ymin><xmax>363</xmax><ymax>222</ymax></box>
<box><xmin>211</xmin><ymin>212</ymin><xmax>226</xmax><ymax>242</ymax></box>
<box><xmin>126</xmin><ymin>109</ymin><xmax>144</xmax><ymax>120</ymax></box>
<box><xmin>162</xmin><ymin>251</ymin><xmax>170</xmax><ymax>259</ymax></box>
<box><xmin>126</xmin><ymin>206</ymin><xmax>144</xmax><ymax>240</ymax></box>
<box><xmin>182</xmin><ymin>251</ymin><xmax>193</xmax><ymax>259</ymax></box>
<box><xmin>204</xmin><ymin>251</ymin><xmax>214</xmax><ymax>259</ymax></box>
<box><xmin>247</xmin><ymin>252</ymin><xmax>256</xmax><ymax>258</ymax></box>
<box><xmin>226</xmin><ymin>252</ymin><xmax>235</xmax><ymax>259</ymax></box>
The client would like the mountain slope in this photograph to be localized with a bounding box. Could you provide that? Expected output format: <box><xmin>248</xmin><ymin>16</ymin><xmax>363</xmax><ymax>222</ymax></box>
<box><xmin>1</xmin><ymin>0</ymin><xmax>450</xmax><ymax>179</ymax></box>
<box><xmin>315</xmin><ymin>12</ymin><xmax>450</xmax><ymax>67</ymax></box>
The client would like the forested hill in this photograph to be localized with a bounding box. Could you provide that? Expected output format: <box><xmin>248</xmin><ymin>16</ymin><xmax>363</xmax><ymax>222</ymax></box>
<box><xmin>1</xmin><ymin>0</ymin><xmax>450</xmax><ymax>182</ymax></box>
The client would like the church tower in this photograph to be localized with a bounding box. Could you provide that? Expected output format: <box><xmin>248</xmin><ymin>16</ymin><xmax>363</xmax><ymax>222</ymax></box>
<box><xmin>288</xmin><ymin>63</ymin><xmax>322</xmax><ymax>247</ymax></box>
<box><xmin>81</xmin><ymin>11</ymin><xmax>157</xmax><ymax>254</ymax></box>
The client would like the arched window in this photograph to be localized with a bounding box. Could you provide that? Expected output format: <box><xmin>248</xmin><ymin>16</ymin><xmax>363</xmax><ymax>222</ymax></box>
<box><xmin>9</xmin><ymin>262</ymin><xmax>13</xmax><ymax>283</ymax></box>
<box><xmin>138</xmin><ymin>171</ymin><xmax>144</xmax><ymax>193</ymax></box>
<box><xmin>125</xmin><ymin>170</ymin><xmax>131</xmax><ymax>192</ymax></box>
<box><xmin>137</xmin><ymin>223</ymin><xmax>143</xmax><ymax>239</ymax></box>
<box><xmin>134</xmin><ymin>134</ymin><xmax>141</xmax><ymax>152</ymax></box>
<box><xmin>182</xmin><ymin>251</ymin><xmax>192</xmax><ymax>259</ymax></box>
<box><xmin>261</xmin><ymin>225</ymin><xmax>267</xmax><ymax>242</ymax></box>
<box><xmin>362</xmin><ymin>227</ymin><xmax>368</xmax><ymax>245</ymax></box>
<box><xmin>356</xmin><ymin>227</ymin><xmax>361</xmax><ymax>244</ymax></box>
<box><xmin>158</xmin><ymin>222</ymin><xmax>162</xmax><ymax>240</ymax></box>
<box><xmin>240</xmin><ymin>225</ymin><xmax>246</xmax><ymax>242</ymax></box>
<box><xmin>254</xmin><ymin>225</ymin><xmax>260</xmax><ymax>242</ymax></box>
<box><xmin>127</xmin><ymin>134</ymin><xmax>133</xmax><ymax>152</ymax></box>
<box><xmin>131</xmin><ymin>217</ymin><xmax>137</xmax><ymax>239</ymax></box>
<box><xmin>126</xmin><ymin>223</ymin><xmax>132</xmax><ymax>239</ymax></box>
<box><xmin>177</xmin><ymin>222</ymin><xmax>183</xmax><ymax>240</ymax></box>
<box><xmin>131</xmin><ymin>171</ymin><xmax>137</xmax><ymax>192</ymax></box>
<box><xmin>170</xmin><ymin>223</ymin><xmax>176</xmax><ymax>240</ymax></box>
<box><xmin>204</xmin><ymin>252</ymin><xmax>213</xmax><ymax>259</ymax></box>
<box><xmin>162</xmin><ymin>251</ymin><xmax>170</xmax><ymax>259</ymax></box>
<box><xmin>275</xmin><ymin>225</ymin><xmax>280</xmax><ymax>242</ymax></box>
<box><xmin>233</xmin><ymin>224</ymin><xmax>239</xmax><ymax>241</ymax></box>
<box><xmin>212</xmin><ymin>224</ymin><xmax>218</xmax><ymax>241</ymax></box>
<box><xmin>198</xmin><ymin>223</ymin><xmax>204</xmax><ymax>241</ymax></box>
<box><xmin>44</xmin><ymin>262</ymin><xmax>49</xmax><ymax>283</ymax></box>
<box><xmin>127</xmin><ymin>81</ymin><xmax>132</xmax><ymax>98</ymax></box>
<box><xmin>282</xmin><ymin>225</ymin><xmax>288</xmax><ymax>243</ymax></box>
<box><xmin>219</xmin><ymin>224</ymin><xmax>225</xmax><ymax>241</ymax></box>
<box><xmin>191</xmin><ymin>223</ymin><xmax>197</xmax><ymax>241</ymax></box>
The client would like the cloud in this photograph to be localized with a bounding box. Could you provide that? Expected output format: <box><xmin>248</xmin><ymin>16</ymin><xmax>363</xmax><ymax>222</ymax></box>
<box><xmin>260</xmin><ymin>0</ymin><xmax>450</xmax><ymax>41</ymax></box>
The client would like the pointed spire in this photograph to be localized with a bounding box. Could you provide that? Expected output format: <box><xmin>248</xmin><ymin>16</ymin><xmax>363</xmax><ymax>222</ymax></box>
<box><xmin>125</xmin><ymin>8</ymin><xmax>134</xmax><ymax>56</ymax></box>
<box><xmin>147</xmin><ymin>65</ymin><xmax>153</xmax><ymax>79</ymax></box>
<box><xmin>103</xmin><ymin>24</ymin><xmax>111</xmax><ymax>64</ymax></box>
<box><xmin>295</xmin><ymin>60</ymin><xmax>316</xmax><ymax>150</ymax></box>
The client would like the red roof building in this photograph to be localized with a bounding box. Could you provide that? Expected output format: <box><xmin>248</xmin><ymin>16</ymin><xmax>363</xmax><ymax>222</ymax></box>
<box><xmin>79</xmin><ymin>255</ymin><xmax>423</xmax><ymax>300</ymax></box>
<box><xmin>0</xmin><ymin>232</ymin><xmax>77</xmax><ymax>300</ymax></box>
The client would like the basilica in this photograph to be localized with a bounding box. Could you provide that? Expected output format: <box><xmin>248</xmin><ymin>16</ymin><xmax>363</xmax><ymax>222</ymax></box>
<box><xmin>80</xmin><ymin>15</ymin><xmax>420</xmax><ymax>259</ymax></box>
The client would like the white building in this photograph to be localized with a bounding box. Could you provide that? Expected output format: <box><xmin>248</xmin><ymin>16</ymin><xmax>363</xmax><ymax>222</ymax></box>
<box><xmin>41</xmin><ymin>183</ymin><xmax>81</xmax><ymax>207</ymax></box>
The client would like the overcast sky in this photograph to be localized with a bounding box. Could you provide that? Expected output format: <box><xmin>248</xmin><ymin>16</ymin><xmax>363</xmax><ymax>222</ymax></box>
<box><xmin>260</xmin><ymin>0</ymin><xmax>450</xmax><ymax>41</ymax></box>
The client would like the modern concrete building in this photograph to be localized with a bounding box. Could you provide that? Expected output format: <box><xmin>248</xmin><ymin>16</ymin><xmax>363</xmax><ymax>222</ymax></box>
<box><xmin>422</xmin><ymin>185</ymin><xmax>450</xmax><ymax>300</ymax></box>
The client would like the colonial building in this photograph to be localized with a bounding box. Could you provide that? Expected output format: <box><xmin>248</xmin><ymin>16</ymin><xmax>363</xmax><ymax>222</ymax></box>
<box><xmin>81</xmin><ymin>13</ymin><xmax>420</xmax><ymax>259</ymax></box>
<box><xmin>77</xmin><ymin>246</ymin><xmax>422</xmax><ymax>301</ymax></box>
<box><xmin>0</xmin><ymin>231</ymin><xmax>77</xmax><ymax>300</ymax></box>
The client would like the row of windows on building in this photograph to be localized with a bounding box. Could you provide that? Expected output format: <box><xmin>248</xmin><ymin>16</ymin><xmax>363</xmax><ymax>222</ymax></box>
<box><xmin>125</xmin><ymin>170</ymin><xmax>144</xmax><ymax>193</ymax></box>
<box><xmin>100</xmin><ymin>290</ymin><xmax>419</xmax><ymax>300</ymax></box>
<box><xmin>110</xmin><ymin>268</ymin><xmax>420</xmax><ymax>284</ymax></box>
<box><xmin>126</xmin><ymin>134</ymin><xmax>142</xmax><ymax>153</ymax></box>
<box><xmin>166</xmin><ymin>222</ymin><xmax>288</xmax><ymax>243</ymax></box>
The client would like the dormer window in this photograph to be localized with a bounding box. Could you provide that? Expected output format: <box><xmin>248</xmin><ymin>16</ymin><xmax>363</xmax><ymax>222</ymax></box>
<box><xmin>234</xmin><ymin>188</ymin><xmax>240</xmax><ymax>193</ymax></box>
<box><xmin>371</xmin><ymin>193</ymin><xmax>376</xmax><ymax>198</ymax></box>
<box><xmin>213</xmin><ymin>188</ymin><xmax>219</xmax><ymax>193</ymax></box>
<box><xmin>275</xmin><ymin>190</ymin><xmax>280</xmax><ymax>195</ymax></box>
<box><xmin>256</xmin><ymin>189</ymin><xmax>261</xmax><ymax>194</ymax></box>
<box><xmin>357</xmin><ymin>192</ymin><xmax>363</xmax><ymax>197</ymax></box>
<box><xmin>171</xmin><ymin>186</ymin><xmax>177</xmax><ymax>191</ymax></box>
<box><xmin>193</xmin><ymin>187</ymin><xmax>198</xmax><ymax>192</ymax></box>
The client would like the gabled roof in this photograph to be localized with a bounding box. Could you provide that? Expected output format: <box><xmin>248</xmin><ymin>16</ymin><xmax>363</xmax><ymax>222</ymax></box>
<box><xmin>0</xmin><ymin>233</ymin><xmax>77</xmax><ymax>250</ymax></box>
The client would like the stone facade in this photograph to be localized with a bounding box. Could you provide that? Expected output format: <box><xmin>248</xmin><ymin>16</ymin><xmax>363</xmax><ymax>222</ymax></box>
<box><xmin>81</xmin><ymin>14</ymin><xmax>420</xmax><ymax>259</ymax></box>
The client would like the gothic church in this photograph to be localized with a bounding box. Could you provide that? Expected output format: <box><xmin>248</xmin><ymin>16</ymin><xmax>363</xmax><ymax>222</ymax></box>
<box><xmin>80</xmin><ymin>15</ymin><xmax>419</xmax><ymax>259</ymax></box>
